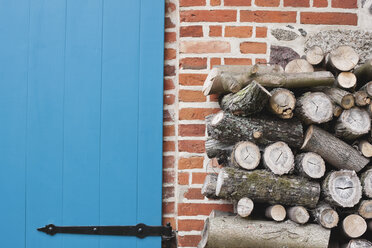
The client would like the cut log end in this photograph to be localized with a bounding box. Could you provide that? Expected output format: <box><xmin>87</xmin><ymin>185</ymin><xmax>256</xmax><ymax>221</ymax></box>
<box><xmin>329</xmin><ymin>46</ymin><xmax>359</xmax><ymax>72</ymax></box>
<box><xmin>265</xmin><ymin>205</ymin><xmax>286</xmax><ymax>222</ymax></box>
<box><xmin>211</xmin><ymin>111</ymin><xmax>224</xmax><ymax>126</ymax></box>
<box><xmin>337</xmin><ymin>72</ymin><xmax>356</xmax><ymax>90</ymax></box>
<box><xmin>287</xmin><ymin>206</ymin><xmax>310</xmax><ymax>224</ymax></box>
<box><xmin>263</xmin><ymin>142</ymin><xmax>294</xmax><ymax>175</ymax></box>
<box><xmin>319</xmin><ymin>209</ymin><xmax>339</xmax><ymax>229</ymax></box>
<box><xmin>335</xmin><ymin>108</ymin><xmax>371</xmax><ymax>140</ymax></box>
<box><xmin>358</xmin><ymin>140</ymin><xmax>372</xmax><ymax>158</ymax></box>
<box><xmin>358</xmin><ymin>200</ymin><xmax>372</xmax><ymax>219</ymax></box>
<box><xmin>342</xmin><ymin>214</ymin><xmax>367</xmax><ymax>238</ymax></box>
<box><xmin>296</xmin><ymin>92</ymin><xmax>333</xmax><ymax>124</ymax></box>
<box><xmin>306</xmin><ymin>46</ymin><xmax>324</xmax><ymax>65</ymax></box>
<box><xmin>295</xmin><ymin>152</ymin><xmax>325</xmax><ymax>179</ymax></box>
<box><xmin>354</xmin><ymin>91</ymin><xmax>370</xmax><ymax>107</ymax></box>
<box><xmin>232</xmin><ymin>141</ymin><xmax>261</xmax><ymax>170</ymax></box>
<box><xmin>342</xmin><ymin>239</ymin><xmax>372</xmax><ymax>248</ymax></box>
<box><xmin>360</xmin><ymin>81</ymin><xmax>372</xmax><ymax>97</ymax></box>
<box><xmin>361</xmin><ymin>169</ymin><xmax>372</xmax><ymax>198</ymax></box>
<box><xmin>341</xmin><ymin>94</ymin><xmax>355</xmax><ymax>110</ymax></box>
<box><xmin>285</xmin><ymin>59</ymin><xmax>314</xmax><ymax>73</ymax></box>
<box><xmin>237</xmin><ymin>197</ymin><xmax>254</xmax><ymax>218</ymax></box>
<box><xmin>268</xmin><ymin>88</ymin><xmax>296</xmax><ymax>119</ymax></box>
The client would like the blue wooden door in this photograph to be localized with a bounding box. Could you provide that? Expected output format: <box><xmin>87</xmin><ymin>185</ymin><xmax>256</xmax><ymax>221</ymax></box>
<box><xmin>0</xmin><ymin>0</ymin><xmax>164</xmax><ymax>247</ymax></box>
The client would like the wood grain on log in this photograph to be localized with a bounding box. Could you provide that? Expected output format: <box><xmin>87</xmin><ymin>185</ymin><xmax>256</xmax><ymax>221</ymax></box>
<box><xmin>231</xmin><ymin>141</ymin><xmax>261</xmax><ymax>170</ymax></box>
<box><xmin>263</xmin><ymin>142</ymin><xmax>294</xmax><ymax>175</ymax></box>
<box><xmin>268</xmin><ymin>88</ymin><xmax>296</xmax><ymax>119</ymax></box>
<box><xmin>216</xmin><ymin>167</ymin><xmax>320</xmax><ymax>208</ymax></box>
<box><xmin>287</xmin><ymin>206</ymin><xmax>310</xmax><ymax>224</ymax></box>
<box><xmin>295</xmin><ymin>92</ymin><xmax>333</xmax><ymax>125</ymax></box>
<box><xmin>333</xmin><ymin>105</ymin><xmax>343</xmax><ymax>118</ymax></box>
<box><xmin>361</xmin><ymin>168</ymin><xmax>372</xmax><ymax>198</ymax></box>
<box><xmin>342</xmin><ymin>214</ymin><xmax>367</xmax><ymax>238</ymax></box>
<box><xmin>354</xmin><ymin>60</ymin><xmax>372</xmax><ymax>86</ymax></box>
<box><xmin>341</xmin><ymin>239</ymin><xmax>372</xmax><ymax>248</ymax></box>
<box><xmin>285</xmin><ymin>59</ymin><xmax>314</xmax><ymax>73</ymax></box>
<box><xmin>357</xmin><ymin>140</ymin><xmax>372</xmax><ymax>158</ymax></box>
<box><xmin>335</xmin><ymin>108</ymin><xmax>370</xmax><ymax>140</ymax></box>
<box><xmin>360</xmin><ymin>81</ymin><xmax>372</xmax><ymax>97</ymax></box>
<box><xmin>354</xmin><ymin>91</ymin><xmax>370</xmax><ymax>107</ymax></box>
<box><xmin>358</xmin><ymin>200</ymin><xmax>372</xmax><ymax>219</ymax></box>
<box><xmin>265</xmin><ymin>205</ymin><xmax>286</xmax><ymax>222</ymax></box>
<box><xmin>336</xmin><ymin>72</ymin><xmax>357</xmax><ymax>90</ymax></box>
<box><xmin>205</xmin><ymin>137</ymin><xmax>233</xmax><ymax>165</ymax></box>
<box><xmin>301</xmin><ymin>125</ymin><xmax>369</xmax><ymax>172</ymax></box>
<box><xmin>328</xmin><ymin>46</ymin><xmax>359</xmax><ymax>72</ymax></box>
<box><xmin>306</xmin><ymin>46</ymin><xmax>325</xmax><ymax>65</ymax></box>
<box><xmin>201</xmin><ymin>174</ymin><xmax>218</xmax><ymax>199</ymax></box>
<box><xmin>313</xmin><ymin>87</ymin><xmax>355</xmax><ymax>110</ymax></box>
<box><xmin>312</xmin><ymin>203</ymin><xmax>339</xmax><ymax>229</ymax></box>
<box><xmin>237</xmin><ymin>197</ymin><xmax>254</xmax><ymax>218</ymax></box>
<box><xmin>295</xmin><ymin>152</ymin><xmax>325</xmax><ymax>179</ymax></box>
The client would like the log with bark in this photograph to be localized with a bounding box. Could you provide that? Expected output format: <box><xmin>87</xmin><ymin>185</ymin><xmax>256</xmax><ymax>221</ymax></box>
<box><xmin>361</xmin><ymin>168</ymin><xmax>372</xmax><ymax>198</ymax></box>
<box><xmin>341</xmin><ymin>239</ymin><xmax>372</xmax><ymax>248</ymax></box>
<box><xmin>216</xmin><ymin>167</ymin><xmax>320</xmax><ymax>208</ymax></box>
<box><xmin>287</xmin><ymin>206</ymin><xmax>310</xmax><ymax>224</ymax></box>
<box><xmin>236</xmin><ymin>197</ymin><xmax>254</xmax><ymax>218</ymax></box>
<box><xmin>295</xmin><ymin>152</ymin><xmax>326</xmax><ymax>179</ymax></box>
<box><xmin>358</xmin><ymin>200</ymin><xmax>372</xmax><ymax>219</ymax></box>
<box><xmin>306</xmin><ymin>46</ymin><xmax>325</xmax><ymax>66</ymax></box>
<box><xmin>205</xmin><ymin>137</ymin><xmax>233</xmax><ymax>165</ymax></box>
<box><xmin>312</xmin><ymin>203</ymin><xmax>339</xmax><ymax>229</ymax></box>
<box><xmin>327</xmin><ymin>46</ymin><xmax>359</xmax><ymax>72</ymax></box>
<box><xmin>285</xmin><ymin>59</ymin><xmax>314</xmax><ymax>73</ymax></box>
<box><xmin>354</xmin><ymin>60</ymin><xmax>372</xmax><ymax>86</ymax></box>
<box><xmin>333</xmin><ymin>105</ymin><xmax>343</xmax><ymax>118</ymax></box>
<box><xmin>201</xmin><ymin>174</ymin><xmax>218</xmax><ymax>199</ymax></box>
<box><xmin>268</xmin><ymin>88</ymin><xmax>296</xmax><ymax>119</ymax></box>
<box><xmin>265</xmin><ymin>204</ymin><xmax>286</xmax><ymax>222</ymax></box>
<box><xmin>313</xmin><ymin>87</ymin><xmax>355</xmax><ymax>110</ymax></box>
<box><xmin>231</xmin><ymin>141</ymin><xmax>261</xmax><ymax>170</ymax></box>
<box><xmin>301</xmin><ymin>125</ymin><xmax>369</xmax><ymax>172</ymax></box>
<box><xmin>335</xmin><ymin>108</ymin><xmax>371</xmax><ymax>140</ymax></box>
<box><xmin>336</xmin><ymin>72</ymin><xmax>357</xmax><ymax>90</ymax></box>
<box><xmin>295</xmin><ymin>92</ymin><xmax>333</xmax><ymax>125</ymax></box>
<box><xmin>263</xmin><ymin>141</ymin><xmax>294</xmax><ymax>175</ymax></box>
<box><xmin>342</xmin><ymin>214</ymin><xmax>367</xmax><ymax>238</ymax></box>
<box><xmin>360</xmin><ymin>81</ymin><xmax>372</xmax><ymax>97</ymax></box>
<box><xmin>353</xmin><ymin>91</ymin><xmax>370</xmax><ymax>107</ymax></box>
<box><xmin>198</xmin><ymin>213</ymin><xmax>331</xmax><ymax>248</ymax></box>
<box><xmin>207</xmin><ymin>111</ymin><xmax>304</xmax><ymax>149</ymax></box>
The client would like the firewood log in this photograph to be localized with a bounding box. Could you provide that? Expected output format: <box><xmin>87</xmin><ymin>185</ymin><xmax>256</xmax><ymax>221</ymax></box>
<box><xmin>263</xmin><ymin>142</ymin><xmax>294</xmax><ymax>175</ymax></box>
<box><xmin>333</xmin><ymin>104</ymin><xmax>343</xmax><ymax>118</ymax></box>
<box><xmin>322</xmin><ymin>170</ymin><xmax>362</xmax><ymax>208</ymax></box>
<box><xmin>336</xmin><ymin>72</ymin><xmax>357</xmax><ymax>90</ymax></box>
<box><xmin>313</xmin><ymin>87</ymin><xmax>355</xmax><ymax>110</ymax></box>
<box><xmin>341</xmin><ymin>239</ymin><xmax>372</xmax><ymax>248</ymax></box>
<box><xmin>295</xmin><ymin>152</ymin><xmax>325</xmax><ymax>179</ymax></box>
<box><xmin>265</xmin><ymin>205</ymin><xmax>286</xmax><ymax>222</ymax></box>
<box><xmin>220</xmin><ymin>81</ymin><xmax>271</xmax><ymax>116</ymax></box>
<box><xmin>367</xmin><ymin>102</ymin><xmax>372</xmax><ymax>118</ymax></box>
<box><xmin>354</xmin><ymin>60</ymin><xmax>372</xmax><ymax>86</ymax></box>
<box><xmin>361</xmin><ymin>168</ymin><xmax>372</xmax><ymax>198</ymax></box>
<box><xmin>231</xmin><ymin>141</ymin><xmax>261</xmax><ymax>170</ymax></box>
<box><xmin>216</xmin><ymin>167</ymin><xmax>320</xmax><ymax>208</ymax></box>
<box><xmin>342</xmin><ymin>214</ymin><xmax>367</xmax><ymax>238</ymax></box>
<box><xmin>285</xmin><ymin>59</ymin><xmax>314</xmax><ymax>73</ymax></box>
<box><xmin>205</xmin><ymin>137</ymin><xmax>233</xmax><ymax>165</ymax></box>
<box><xmin>287</xmin><ymin>206</ymin><xmax>310</xmax><ymax>224</ymax></box>
<box><xmin>311</xmin><ymin>203</ymin><xmax>339</xmax><ymax>229</ymax></box>
<box><xmin>207</xmin><ymin>111</ymin><xmax>304</xmax><ymax>149</ymax></box>
<box><xmin>356</xmin><ymin>140</ymin><xmax>372</xmax><ymax>158</ymax></box>
<box><xmin>301</xmin><ymin>125</ymin><xmax>369</xmax><ymax>172</ymax></box>
<box><xmin>295</xmin><ymin>92</ymin><xmax>333</xmax><ymax>124</ymax></box>
<box><xmin>353</xmin><ymin>91</ymin><xmax>370</xmax><ymax>107</ymax></box>
<box><xmin>360</xmin><ymin>81</ymin><xmax>372</xmax><ymax>97</ymax></box>
<box><xmin>201</xmin><ymin>174</ymin><xmax>218</xmax><ymax>199</ymax></box>
<box><xmin>198</xmin><ymin>214</ymin><xmax>331</xmax><ymax>248</ymax></box>
<box><xmin>306</xmin><ymin>46</ymin><xmax>325</xmax><ymax>66</ymax></box>
<box><xmin>268</xmin><ymin>88</ymin><xmax>296</xmax><ymax>119</ymax></box>
<box><xmin>327</xmin><ymin>46</ymin><xmax>359</xmax><ymax>72</ymax></box>
<box><xmin>335</xmin><ymin>108</ymin><xmax>370</xmax><ymax>140</ymax></box>
<box><xmin>236</xmin><ymin>197</ymin><xmax>254</xmax><ymax>218</ymax></box>
<box><xmin>358</xmin><ymin>200</ymin><xmax>372</xmax><ymax>219</ymax></box>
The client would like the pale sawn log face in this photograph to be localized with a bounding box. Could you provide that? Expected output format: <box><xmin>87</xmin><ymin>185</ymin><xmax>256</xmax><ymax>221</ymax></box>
<box><xmin>268</xmin><ymin>88</ymin><xmax>296</xmax><ymax>119</ymax></box>
<box><xmin>263</xmin><ymin>141</ymin><xmax>294</xmax><ymax>175</ymax></box>
<box><xmin>265</xmin><ymin>205</ymin><xmax>286</xmax><ymax>222</ymax></box>
<box><xmin>285</xmin><ymin>59</ymin><xmax>314</xmax><ymax>73</ymax></box>
<box><xmin>343</xmin><ymin>239</ymin><xmax>372</xmax><ymax>248</ymax></box>
<box><xmin>232</xmin><ymin>141</ymin><xmax>261</xmax><ymax>170</ymax></box>
<box><xmin>287</xmin><ymin>206</ymin><xmax>310</xmax><ymax>224</ymax></box>
<box><xmin>335</xmin><ymin>107</ymin><xmax>371</xmax><ymax>140</ymax></box>
<box><xmin>342</xmin><ymin>214</ymin><xmax>367</xmax><ymax>238</ymax></box>
<box><xmin>361</xmin><ymin>168</ymin><xmax>372</xmax><ymax>198</ymax></box>
<box><xmin>306</xmin><ymin>46</ymin><xmax>324</xmax><ymax>66</ymax></box>
<box><xmin>358</xmin><ymin>200</ymin><xmax>372</xmax><ymax>219</ymax></box>
<box><xmin>329</xmin><ymin>46</ymin><xmax>359</xmax><ymax>72</ymax></box>
<box><xmin>237</xmin><ymin>197</ymin><xmax>254</xmax><ymax>218</ymax></box>
<box><xmin>295</xmin><ymin>92</ymin><xmax>333</xmax><ymax>124</ymax></box>
<box><xmin>295</xmin><ymin>152</ymin><xmax>325</xmax><ymax>179</ymax></box>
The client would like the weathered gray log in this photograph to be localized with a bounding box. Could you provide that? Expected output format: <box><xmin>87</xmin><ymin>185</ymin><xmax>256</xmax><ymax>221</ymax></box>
<box><xmin>263</xmin><ymin>142</ymin><xmax>294</xmax><ymax>175</ymax></box>
<box><xmin>342</xmin><ymin>214</ymin><xmax>367</xmax><ymax>238</ymax></box>
<box><xmin>220</xmin><ymin>81</ymin><xmax>271</xmax><ymax>116</ymax></box>
<box><xmin>336</xmin><ymin>72</ymin><xmax>357</xmax><ymax>90</ymax></box>
<box><xmin>322</xmin><ymin>170</ymin><xmax>362</xmax><ymax>208</ymax></box>
<box><xmin>236</xmin><ymin>197</ymin><xmax>254</xmax><ymax>218</ymax></box>
<box><xmin>335</xmin><ymin>108</ymin><xmax>370</xmax><ymax>140</ymax></box>
<box><xmin>295</xmin><ymin>152</ymin><xmax>325</xmax><ymax>179</ymax></box>
<box><xmin>306</xmin><ymin>46</ymin><xmax>325</xmax><ymax>66</ymax></box>
<box><xmin>328</xmin><ymin>46</ymin><xmax>359</xmax><ymax>72</ymax></box>
<box><xmin>358</xmin><ymin>200</ymin><xmax>372</xmax><ymax>219</ymax></box>
<box><xmin>360</xmin><ymin>81</ymin><xmax>372</xmax><ymax>97</ymax></box>
<box><xmin>357</xmin><ymin>140</ymin><xmax>372</xmax><ymax>158</ymax></box>
<box><xmin>367</xmin><ymin>102</ymin><xmax>372</xmax><ymax>118</ymax></box>
<box><xmin>311</xmin><ymin>203</ymin><xmax>339</xmax><ymax>229</ymax></box>
<box><xmin>231</xmin><ymin>141</ymin><xmax>261</xmax><ymax>170</ymax></box>
<box><xmin>216</xmin><ymin>167</ymin><xmax>320</xmax><ymax>208</ymax></box>
<box><xmin>301</xmin><ymin>125</ymin><xmax>369</xmax><ymax>172</ymax></box>
<box><xmin>201</xmin><ymin>174</ymin><xmax>218</xmax><ymax>199</ymax></box>
<box><xmin>205</xmin><ymin>137</ymin><xmax>233</xmax><ymax>165</ymax></box>
<box><xmin>341</xmin><ymin>239</ymin><xmax>372</xmax><ymax>248</ymax></box>
<box><xmin>361</xmin><ymin>168</ymin><xmax>372</xmax><ymax>198</ymax></box>
<box><xmin>295</xmin><ymin>92</ymin><xmax>333</xmax><ymax>125</ymax></box>
<box><xmin>268</xmin><ymin>88</ymin><xmax>296</xmax><ymax>119</ymax></box>
<box><xmin>354</xmin><ymin>91</ymin><xmax>370</xmax><ymax>107</ymax></box>
<box><xmin>313</xmin><ymin>87</ymin><xmax>355</xmax><ymax>110</ymax></box>
<box><xmin>287</xmin><ymin>206</ymin><xmax>310</xmax><ymax>224</ymax></box>
<box><xmin>354</xmin><ymin>60</ymin><xmax>372</xmax><ymax>86</ymax></box>
<box><xmin>198</xmin><ymin>214</ymin><xmax>331</xmax><ymax>248</ymax></box>
<box><xmin>265</xmin><ymin>205</ymin><xmax>286</xmax><ymax>222</ymax></box>
<box><xmin>285</xmin><ymin>59</ymin><xmax>314</xmax><ymax>73</ymax></box>
<box><xmin>207</xmin><ymin>111</ymin><xmax>303</xmax><ymax>148</ymax></box>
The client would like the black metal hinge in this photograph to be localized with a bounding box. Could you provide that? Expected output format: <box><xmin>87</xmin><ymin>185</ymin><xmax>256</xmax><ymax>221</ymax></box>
<box><xmin>37</xmin><ymin>223</ymin><xmax>176</xmax><ymax>248</ymax></box>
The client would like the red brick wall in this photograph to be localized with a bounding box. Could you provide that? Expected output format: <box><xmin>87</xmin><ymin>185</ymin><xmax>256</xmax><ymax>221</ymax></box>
<box><xmin>163</xmin><ymin>0</ymin><xmax>362</xmax><ymax>247</ymax></box>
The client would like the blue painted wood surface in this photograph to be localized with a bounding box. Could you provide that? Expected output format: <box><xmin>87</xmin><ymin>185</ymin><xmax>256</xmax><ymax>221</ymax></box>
<box><xmin>0</xmin><ymin>0</ymin><xmax>164</xmax><ymax>247</ymax></box>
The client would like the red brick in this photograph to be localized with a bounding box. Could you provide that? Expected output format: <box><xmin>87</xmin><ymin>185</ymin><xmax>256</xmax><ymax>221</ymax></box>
<box><xmin>210</xmin><ymin>58</ymin><xmax>221</xmax><ymax>68</ymax></box>
<box><xmin>180</xmin><ymin>10</ymin><xmax>237</xmax><ymax>22</ymax></box>
<box><xmin>209</xmin><ymin>94</ymin><xmax>219</xmax><ymax>102</ymax></box>
<box><xmin>209</xmin><ymin>26</ymin><xmax>222</xmax><ymax>37</ymax></box>
<box><xmin>165</xmin><ymin>17</ymin><xmax>176</xmax><ymax>29</ymax></box>
<box><xmin>256</xmin><ymin>58</ymin><xmax>267</xmax><ymax>64</ymax></box>
<box><xmin>179</xmin><ymin>108</ymin><xmax>220</xmax><ymax>120</ymax></box>
<box><xmin>164</xmin><ymin>48</ymin><xmax>176</xmax><ymax>60</ymax></box>
<box><xmin>163</xmin><ymin>109</ymin><xmax>173</xmax><ymax>122</ymax></box>
<box><xmin>284</xmin><ymin>0</ymin><xmax>309</xmax><ymax>7</ymax></box>
<box><xmin>225</xmin><ymin>58</ymin><xmax>252</xmax><ymax>65</ymax></box>
<box><xmin>163</xmin><ymin>156</ymin><xmax>175</xmax><ymax>169</ymax></box>
<box><xmin>178</xmin><ymin>235</ymin><xmax>202</xmax><ymax>247</ymax></box>
<box><xmin>162</xmin><ymin>202</ymin><xmax>174</xmax><ymax>214</ymax></box>
<box><xmin>301</xmin><ymin>12</ymin><xmax>357</xmax><ymax>25</ymax></box>
<box><xmin>179</xmin><ymin>124</ymin><xmax>206</xmax><ymax>137</ymax></box>
<box><xmin>192</xmin><ymin>172</ymin><xmax>207</xmax><ymax>184</ymax></box>
<box><xmin>184</xmin><ymin>188</ymin><xmax>204</xmax><ymax>200</ymax></box>
<box><xmin>179</xmin><ymin>140</ymin><xmax>205</xmax><ymax>153</ymax></box>
<box><xmin>178</xmin><ymin>172</ymin><xmax>189</xmax><ymax>185</ymax></box>
<box><xmin>240</xmin><ymin>42</ymin><xmax>267</xmax><ymax>54</ymax></box>
<box><xmin>256</xmin><ymin>26</ymin><xmax>268</xmax><ymax>38</ymax></box>
<box><xmin>178</xmin><ymin>219</ymin><xmax>205</xmax><ymax>231</ymax></box>
<box><xmin>225</xmin><ymin>26</ymin><xmax>253</xmax><ymax>38</ymax></box>
<box><xmin>165</xmin><ymin>32</ymin><xmax>176</xmax><ymax>42</ymax></box>
<box><xmin>163</xmin><ymin>141</ymin><xmax>175</xmax><ymax>152</ymax></box>
<box><xmin>180</xmin><ymin>0</ymin><xmax>206</xmax><ymax>6</ymax></box>
<box><xmin>225</xmin><ymin>0</ymin><xmax>251</xmax><ymax>6</ymax></box>
<box><xmin>178</xmin><ymin>156</ymin><xmax>204</xmax><ymax>169</ymax></box>
<box><xmin>162</xmin><ymin>186</ymin><xmax>174</xmax><ymax>199</ymax></box>
<box><xmin>164</xmin><ymin>65</ymin><xmax>175</xmax><ymax>76</ymax></box>
<box><xmin>162</xmin><ymin>217</ymin><xmax>176</xmax><ymax>229</ymax></box>
<box><xmin>180</xmin><ymin>58</ymin><xmax>207</xmax><ymax>70</ymax></box>
<box><xmin>164</xmin><ymin>78</ymin><xmax>175</xmax><ymax>90</ymax></box>
<box><xmin>178</xmin><ymin>203</ymin><xmax>234</xmax><ymax>216</ymax></box>
<box><xmin>179</xmin><ymin>90</ymin><xmax>206</xmax><ymax>102</ymax></box>
<box><xmin>211</xmin><ymin>0</ymin><xmax>221</xmax><ymax>6</ymax></box>
<box><xmin>163</xmin><ymin>124</ymin><xmax>175</xmax><ymax>136</ymax></box>
<box><xmin>313</xmin><ymin>0</ymin><xmax>327</xmax><ymax>7</ymax></box>
<box><xmin>255</xmin><ymin>0</ymin><xmax>280</xmax><ymax>7</ymax></box>
<box><xmin>165</xmin><ymin>2</ymin><xmax>176</xmax><ymax>14</ymax></box>
<box><xmin>241</xmin><ymin>10</ymin><xmax>297</xmax><ymax>23</ymax></box>
<box><xmin>181</xmin><ymin>41</ymin><xmax>230</xmax><ymax>54</ymax></box>
<box><xmin>179</xmin><ymin>73</ymin><xmax>207</xmax><ymax>86</ymax></box>
<box><xmin>164</xmin><ymin>94</ymin><xmax>175</xmax><ymax>105</ymax></box>
<box><xmin>180</xmin><ymin>26</ymin><xmax>203</xmax><ymax>37</ymax></box>
<box><xmin>332</xmin><ymin>0</ymin><xmax>357</xmax><ymax>8</ymax></box>
<box><xmin>163</xmin><ymin>170</ymin><xmax>175</xmax><ymax>184</ymax></box>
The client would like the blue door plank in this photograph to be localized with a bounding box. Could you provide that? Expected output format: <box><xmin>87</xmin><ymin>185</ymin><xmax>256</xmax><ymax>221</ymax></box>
<box><xmin>99</xmin><ymin>0</ymin><xmax>140</xmax><ymax>247</ymax></box>
<box><xmin>0</xmin><ymin>1</ymin><xmax>29</xmax><ymax>247</ymax></box>
<box><xmin>62</xmin><ymin>0</ymin><xmax>102</xmax><ymax>247</ymax></box>
<box><xmin>25</xmin><ymin>0</ymin><xmax>66</xmax><ymax>247</ymax></box>
<box><xmin>137</xmin><ymin>0</ymin><xmax>164</xmax><ymax>247</ymax></box>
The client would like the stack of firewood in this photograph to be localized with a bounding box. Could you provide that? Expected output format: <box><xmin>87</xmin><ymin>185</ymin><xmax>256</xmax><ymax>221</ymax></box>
<box><xmin>199</xmin><ymin>46</ymin><xmax>372</xmax><ymax>248</ymax></box>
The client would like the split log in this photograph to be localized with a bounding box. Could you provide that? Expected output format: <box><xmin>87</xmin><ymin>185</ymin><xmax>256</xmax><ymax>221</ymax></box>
<box><xmin>205</xmin><ymin>137</ymin><xmax>233</xmax><ymax>165</ymax></box>
<box><xmin>357</xmin><ymin>140</ymin><xmax>372</xmax><ymax>158</ymax></box>
<box><xmin>207</xmin><ymin>111</ymin><xmax>304</xmax><ymax>148</ymax></box>
<box><xmin>295</xmin><ymin>92</ymin><xmax>333</xmax><ymax>125</ymax></box>
<box><xmin>312</xmin><ymin>203</ymin><xmax>339</xmax><ymax>229</ymax></box>
<box><xmin>358</xmin><ymin>200</ymin><xmax>372</xmax><ymax>219</ymax></box>
<box><xmin>360</xmin><ymin>81</ymin><xmax>372</xmax><ymax>97</ymax></box>
<box><xmin>231</xmin><ymin>141</ymin><xmax>261</xmax><ymax>170</ymax></box>
<box><xmin>342</xmin><ymin>214</ymin><xmax>367</xmax><ymax>238</ymax></box>
<box><xmin>341</xmin><ymin>239</ymin><xmax>372</xmax><ymax>248</ymax></box>
<box><xmin>354</xmin><ymin>60</ymin><xmax>372</xmax><ymax>86</ymax></box>
<box><xmin>354</xmin><ymin>91</ymin><xmax>370</xmax><ymax>107</ymax></box>
<box><xmin>301</xmin><ymin>125</ymin><xmax>369</xmax><ymax>172</ymax></box>
<box><xmin>361</xmin><ymin>168</ymin><xmax>372</xmax><ymax>198</ymax></box>
<box><xmin>198</xmin><ymin>214</ymin><xmax>331</xmax><ymax>248</ymax></box>
<box><xmin>336</xmin><ymin>72</ymin><xmax>357</xmax><ymax>90</ymax></box>
<box><xmin>287</xmin><ymin>206</ymin><xmax>310</xmax><ymax>224</ymax></box>
<box><xmin>263</xmin><ymin>142</ymin><xmax>294</xmax><ymax>175</ymax></box>
<box><xmin>216</xmin><ymin>167</ymin><xmax>320</xmax><ymax>208</ymax></box>
<box><xmin>285</xmin><ymin>59</ymin><xmax>314</xmax><ymax>73</ymax></box>
<box><xmin>306</xmin><ymin>46</ymin><xmax>325</xmax><ymax>66</ymax></box>
<box><xmin>295</xmin><ymin>152</ymin><xmax>325</xmax><ymax>179</ymax></box>
<box><xmin>322</xmin><ymin>170</ymin><xmax>362</xmax><ymax>208</ymax></box>
<box><xmin>328</xmin><ymin>46</ymin><xmax>359</xmax><ymax>72</ymax></box>
<box><xmin>268</xmin><ymin>88</ymin><xmax>296</xmax><ymax>119</ymax></box>
<box><xmin>220</xmin><ymin>81</ymin><xmax>271</xmax><ymax>116</ymax></box>
<box><xmin>335</xmin><ymin>108</ymin><xmax>370</xmax><ymax>140</ymax></box>
<box><xmin>265</xmin><ymin>205</ymin><xmax>286</xmax><ymax>222</ymax></box>
<box><xmin>201</xmin><ymin>174</ymin><xmax>218</xmax><ymax>199</ymax></box>
<box><xmin>313</xmin><ymin>87</ymin><xmax>355</xmax><ymax>110</ymax></box>
<box><xmin>236</xmin><ymin>197</ymin><xmax>254</xmax><ymax>218</ymax></box>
